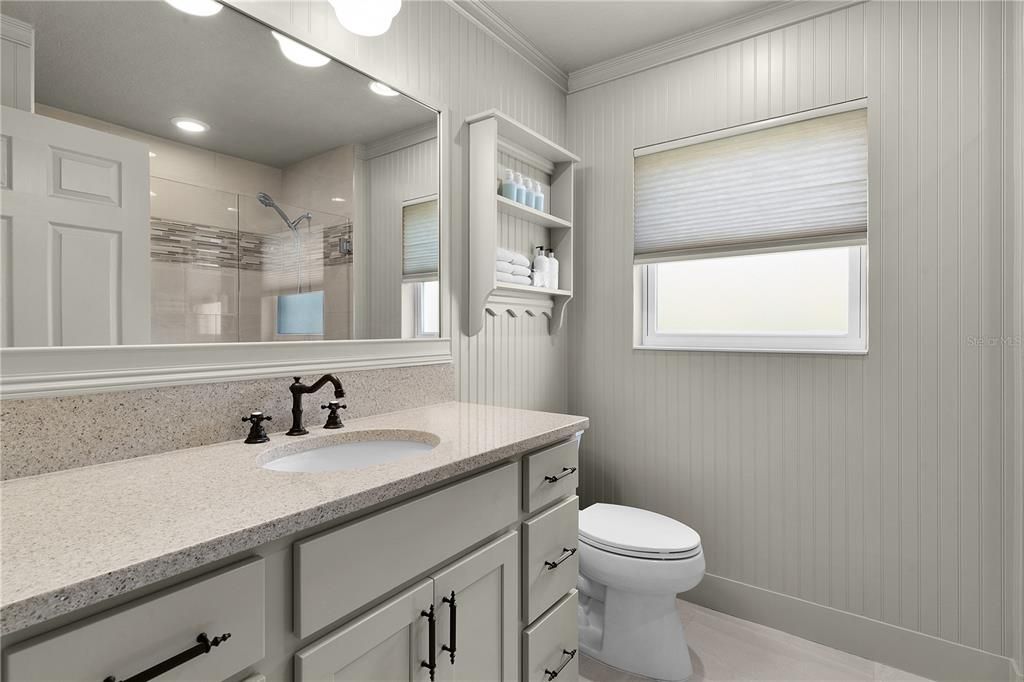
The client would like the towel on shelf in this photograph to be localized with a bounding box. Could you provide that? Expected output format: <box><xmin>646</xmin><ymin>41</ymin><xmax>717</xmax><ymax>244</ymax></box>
<box><xmin>496</xmin><ymin>272</ymin><xmax>531</xmax><ymax>286</ymax></box>
<box><xmin>495</xmin><ymin>247</ymin><xmax>530</xmax><ymax>268</ymax></box>
<box><xmin>495</xmin><ymin>261</ymin><xmax>531</xmax><ymax>277</ymax></box>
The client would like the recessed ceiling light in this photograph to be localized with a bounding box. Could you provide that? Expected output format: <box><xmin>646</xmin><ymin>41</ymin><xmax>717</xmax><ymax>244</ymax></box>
<box><xmin>327</xmin><ymin>0</ymin><xmax>401</xmax><ymax>37</ymax></box>
<box><xmin>172</xmin><ymin>117</ymin><xmax>209</xmax><ymax>133</ymax></box>
<box><xmin>271</xmin><ymin>31</ymin><xmax>330</xmax><ymax>68</ymax></box>
<box><xmin>148</xmin><ymin>151</ymin><xmax>157</xmax><ymax>158</ymax></box>
<box><xmin>165</xmin><ymin>0</ymin><xmax>222</xmax><ymax>17</ymax></box>
<box><xmin>330</xmin><ymin>197</ymin><xmax>346</xmax><ymax>202</ymax></box>
<box><xmin>369</xmin><ymin>82</ymin><xmax>399</xmax><ymax>97</ymax></box>
<box><xmin>150</xmin><ymin>191</ymin><xmax>157</xmax><ymax>197</ymax></box>
<box><xmin>227</xmin><ymin>207</ymin><xmax>238</xmax><ymax>212</ymax></box>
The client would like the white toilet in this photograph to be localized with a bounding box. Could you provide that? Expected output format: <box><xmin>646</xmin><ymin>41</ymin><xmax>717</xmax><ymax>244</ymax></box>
<box><xmin>576</xmin><ymin>504</ymin><xmax>705</xmax><ymax>682</ymax></box>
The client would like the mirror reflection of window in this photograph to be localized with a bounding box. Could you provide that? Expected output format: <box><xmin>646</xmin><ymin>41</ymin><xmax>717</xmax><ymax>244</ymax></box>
<box><xmin>401</xmin><ymin>197</ymin><xmax>440</xmax><ymax>339</ymax></box>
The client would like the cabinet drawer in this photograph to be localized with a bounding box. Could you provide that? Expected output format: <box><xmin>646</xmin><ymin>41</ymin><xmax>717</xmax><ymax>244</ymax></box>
<box><xmin>522</xmin><ymin>591</ymin><xmax>578</xmax><ymax>682</ymax></box>
<box><xmin>4</xmin><ymin>558</ymin><xmax>265</xmax><ymax>682</ymax></box>
<box><xmin>522</xmin><ymin>437</ymin><xmax>579</xmax><ymax>514</ymax></box>
<box><xmin>295</xmin><ymin>462</ymin><xmax>519</xmax><ymax>638</ymax></box>
<box><xmin>523</xmin><ymin>496</ymin><xmax>578</xmax><ymax>623</ymax></box>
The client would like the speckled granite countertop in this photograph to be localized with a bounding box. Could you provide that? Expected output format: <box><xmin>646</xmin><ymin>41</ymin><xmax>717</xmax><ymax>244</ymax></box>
<box><xmin>0</xmin><ymin>401</ymin><xmax>588</xmax><ymax>636</ymax></box>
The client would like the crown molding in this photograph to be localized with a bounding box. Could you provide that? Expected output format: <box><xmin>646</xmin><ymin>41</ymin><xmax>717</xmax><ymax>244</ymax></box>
<box><xmin>568</xmin><ymin>0</ymin><xmax>865</xmax><ymax>94</ymax></box>
<box><xmin>445</xmin><ymin>0</ymin><xmax>569</xmax><ymax>93</ymax></box>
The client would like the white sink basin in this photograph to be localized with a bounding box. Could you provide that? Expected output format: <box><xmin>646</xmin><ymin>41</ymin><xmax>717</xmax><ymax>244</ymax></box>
<box><xmin>261</xmin><ymin>431</ymin><xmax>438</xmax><ymax>473</ymax></box>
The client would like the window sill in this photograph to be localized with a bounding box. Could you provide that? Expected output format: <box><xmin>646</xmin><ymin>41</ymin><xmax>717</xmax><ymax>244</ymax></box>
<box><xmin>634</xmin><ymin>343</ymin><xmax>868</xmax><ymax>355</ymax></box>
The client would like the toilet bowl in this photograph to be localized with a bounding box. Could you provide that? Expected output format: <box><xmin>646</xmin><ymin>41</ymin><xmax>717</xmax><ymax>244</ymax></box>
<box><xmin>576</xmin><ymin>504</ymin><xmax>704</xmax><ymax>682</ymax></box>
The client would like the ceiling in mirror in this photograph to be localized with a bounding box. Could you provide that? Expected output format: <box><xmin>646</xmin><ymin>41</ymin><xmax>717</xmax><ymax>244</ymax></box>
<box><xmin>0</xmin><ymin>1</ymin><xmax>440</xmax><ymax>349</ymax></box>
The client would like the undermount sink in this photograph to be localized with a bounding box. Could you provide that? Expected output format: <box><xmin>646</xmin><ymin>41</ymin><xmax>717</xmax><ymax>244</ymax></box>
<box><xmin>261</xmin><ymin>430</ymin><xmax>439</xmax><ymax>473</ymax></box>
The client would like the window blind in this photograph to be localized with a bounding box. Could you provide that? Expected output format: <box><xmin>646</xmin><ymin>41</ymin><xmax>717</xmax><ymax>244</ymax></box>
<box><xmin>633</xmin><ymin>108</ymin><xmax>867</xmax><ymax>263</ymax></box>
<box><xmin>402</xmin><ymin>198</ymin><xmax>439</xmax><ymax>281</ymax></box>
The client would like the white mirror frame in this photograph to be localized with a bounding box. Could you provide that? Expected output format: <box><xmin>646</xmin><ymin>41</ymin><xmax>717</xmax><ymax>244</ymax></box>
<box><xmin>0</xmin><ymin>100</ymin><xmax>452</xmax><ymax>399</ymax></box>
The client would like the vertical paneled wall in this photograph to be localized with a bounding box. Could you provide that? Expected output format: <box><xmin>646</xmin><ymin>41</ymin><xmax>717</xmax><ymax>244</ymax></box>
<box><xmin>567</xmin><ymin>0</ymin><xmax>1016</xmax><ymax>659</ymax></box>
<box><xmin>234</xmin><ymin>0</ymin><xmax>569</xmax><ymax>413</ymax></box>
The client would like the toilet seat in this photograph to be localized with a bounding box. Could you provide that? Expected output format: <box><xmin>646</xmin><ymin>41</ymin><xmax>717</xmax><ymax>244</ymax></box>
<box><xmin>579</xmin><ymin>503</ymin><xmax>701</xmax><ymax>560</ymax></box>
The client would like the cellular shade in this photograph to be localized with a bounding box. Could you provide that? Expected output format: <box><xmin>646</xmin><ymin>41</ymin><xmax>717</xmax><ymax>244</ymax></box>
<box><xmin>402</xmin><ymin>198</ymin><xmax>439</xmax><ymax>281</ymax></box>
<box><xmin>633</xmin><ymin>108</ymin><xmax>868</xmax><ymax>263</ymax></box>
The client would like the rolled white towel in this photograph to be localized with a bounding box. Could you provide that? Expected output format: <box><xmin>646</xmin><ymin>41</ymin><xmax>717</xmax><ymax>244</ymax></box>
<box><xmin>496</xmin><ymin>247</ymin><xmax>530</xmax><ymax>268</ymax></box>
<box><xmin>495</xmin><ymin>261</ymin><xmax>530</xmax><ymax>276</ymax></box>
<box><xmin>496</xmin><ymin>272</ymin><xmax>531</xmax><ymax>286</ymax></box>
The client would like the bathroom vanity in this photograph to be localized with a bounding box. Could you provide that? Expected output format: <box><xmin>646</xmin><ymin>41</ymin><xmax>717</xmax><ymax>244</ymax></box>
<box><xmin>0</xmin><ymin>402</ymin><xmax>587</xmax><ymax>682</ymax></box>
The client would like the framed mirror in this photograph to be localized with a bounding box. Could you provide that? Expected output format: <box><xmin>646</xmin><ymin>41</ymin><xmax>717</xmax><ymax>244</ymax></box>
<box><xmin>0</xmin><ymin>1</ymin><xmax>448</xmax><ymax>397</ymax></box>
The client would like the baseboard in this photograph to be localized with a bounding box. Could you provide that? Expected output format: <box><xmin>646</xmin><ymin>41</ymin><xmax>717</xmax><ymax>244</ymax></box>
<box><xmin>686</xmin><ymin>574</ymin><xmax>1016</xmax><ymax>682</ymax></box>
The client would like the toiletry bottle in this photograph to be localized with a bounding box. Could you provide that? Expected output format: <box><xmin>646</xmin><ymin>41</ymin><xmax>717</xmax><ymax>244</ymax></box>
<box><xmin>546</xmin><ymin>248</ymin><xmax>559</xmax><ymax>290</ymax></box>
<box><xmin>523</xmin><ymin>178</ymin><xmax>536</xmax><ymax>208</ymax></box>
<box><xmin>533</xmin><ymin>183</ymin><xmax>545</xmax><ymax>212</ymax></box>
<box><xmin>533</xmin><ymin>246</ymin><xmax>549</xmax><ymax>288</ymax></box>
<box><xmin>514</xmin><ymin>172</ymin><xmax>526</xmax><ymax>204</ymax></box>
<box><xmin>500</xmin><ymin>169</ymin><xmax>517</xmax><ymax>199</ymax></box>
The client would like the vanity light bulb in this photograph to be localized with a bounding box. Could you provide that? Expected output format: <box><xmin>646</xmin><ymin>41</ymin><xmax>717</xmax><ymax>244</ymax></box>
<box><xmin>271</xmin><ymin>31</ymin><xmax>330</xmax><ymax>68</ymax></box>
<box><xmin>369</xmin><ymin>82</ymin><xmax>399</xmax><ymax>97</ymax></box>
<box><xmin>326</xmin><ymin>0</ymin><xmax>401</xmax><ymax>37</ymax></box>
<box><xmin>164</xmin><ymin>0</ymin><xmax>222</xmax><ymax>17</ymax></box>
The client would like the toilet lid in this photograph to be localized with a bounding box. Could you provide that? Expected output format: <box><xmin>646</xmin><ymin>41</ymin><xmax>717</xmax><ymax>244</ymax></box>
<box><xmin>578</xmin><ymin>503</ymin><xmax>701</xmax><ymax>557</ymax></box>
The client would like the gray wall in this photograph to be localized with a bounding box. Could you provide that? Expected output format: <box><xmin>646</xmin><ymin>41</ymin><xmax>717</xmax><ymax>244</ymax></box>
<box><xmin>567</xmin><ymin>0</ymin><xmax>1019</xmax><ymax>672</ymax></box>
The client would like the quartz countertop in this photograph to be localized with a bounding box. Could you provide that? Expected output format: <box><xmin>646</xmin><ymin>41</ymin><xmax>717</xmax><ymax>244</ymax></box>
<box><xmin>0</xmin><ymin>401</ymin><xmax>588</xmax><ymax>635</ymax></box>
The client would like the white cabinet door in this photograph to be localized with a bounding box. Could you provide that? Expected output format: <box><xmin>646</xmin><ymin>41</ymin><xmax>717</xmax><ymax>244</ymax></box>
<box><xmin>431</xmin><ymin>531</ymin><xmax>519</xmax><ymax>682</ymax></box>
<box><xmin>295</xmin><ymin>580</ymin><xmax>434</xmax><ymax>682</ymax></box>
<box><xmin>0</xmin><ymin>104</ymin><xmax>150</xmax><ymax>347</ymax></box>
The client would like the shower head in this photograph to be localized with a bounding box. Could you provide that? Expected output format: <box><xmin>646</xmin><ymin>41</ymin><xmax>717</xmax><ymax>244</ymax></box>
<box><xmin>255</xmin><ymin>192</ymin><xmax>311</xmax><ymax>232</ymax></box>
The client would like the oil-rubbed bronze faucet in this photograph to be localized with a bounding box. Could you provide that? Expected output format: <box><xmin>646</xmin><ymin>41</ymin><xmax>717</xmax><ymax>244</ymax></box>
<box><xmin>287</xmin><ymin>375</ymin><xmax>345</xmax><ymax>436</ymax></box>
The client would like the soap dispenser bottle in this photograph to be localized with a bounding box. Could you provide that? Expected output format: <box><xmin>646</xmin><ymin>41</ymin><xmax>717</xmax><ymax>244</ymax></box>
<box><xmin>514</xmin><ymin>172</ymin><xmax>526</xmax><ymax>204</ymax></box>
<box><xmin>500</xmin><ymin>168</ymin><xmax>517</xmax><ymax>199</ymax></box>
<box><xmin>546</xmin><ymin>248</ymin><xmax>559</xmax><ymax>290</ymax></box>
<box><xmin>532</xmin><ymin>246</ymin><xmax>549</xmax><ymax>288</ymax></box>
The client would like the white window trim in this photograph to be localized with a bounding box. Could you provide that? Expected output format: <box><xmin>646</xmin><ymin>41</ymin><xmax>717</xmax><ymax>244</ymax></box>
<box><xmin>637</xmin><ymin>245</ymin><xmax>868</xmax><ymax>354</ymax></box>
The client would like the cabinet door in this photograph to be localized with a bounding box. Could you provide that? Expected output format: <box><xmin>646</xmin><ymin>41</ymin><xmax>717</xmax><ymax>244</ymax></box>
<box><xmin>431</xmin><ymin>531</ymin><xmax>519</xmax><ymax>682</ymax></box>
<box><xmin>295</xmin><ymin>580</ymin><xmax>434</xmax><ymax>682</ymax></box>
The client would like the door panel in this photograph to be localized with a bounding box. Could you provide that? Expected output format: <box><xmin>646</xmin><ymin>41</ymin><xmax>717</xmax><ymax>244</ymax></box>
<box><xmin>431</xmin><ymin>531</ymin><xmax>518</xmax><ymax>682</ymax></box>
<box><xmin>0</xmin><ymin>104</ymin><xmax>150</xmax><ymax>346</ymax></box>
<box><xmin>295</xmin><ymin>580</ymin><xmax>433</xmax><ymax>682</ymax></box>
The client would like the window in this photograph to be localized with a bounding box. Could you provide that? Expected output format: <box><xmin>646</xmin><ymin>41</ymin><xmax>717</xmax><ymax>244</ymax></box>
<box><xmin>414</xmin><ymin>279</ymin><xmax>440</xmax><ymax>338</ymax></box>
<box><xmin>634</xmin><ymin>102</ymin><xmax>868</xmax><ymax>353</ymax></box>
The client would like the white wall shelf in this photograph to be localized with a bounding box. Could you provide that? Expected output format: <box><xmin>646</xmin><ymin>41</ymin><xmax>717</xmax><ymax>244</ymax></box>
<box><xmin>467</xmin><ymin>110</ymin><xmax>579</xmax><ymax>336</ymax></box>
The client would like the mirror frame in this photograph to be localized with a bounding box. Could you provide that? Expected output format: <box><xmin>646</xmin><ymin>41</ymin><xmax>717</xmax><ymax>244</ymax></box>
<box><xmin>0</xmin><ymin>13</ymin><xmax>452</xmax><ymax>399</ymax></box>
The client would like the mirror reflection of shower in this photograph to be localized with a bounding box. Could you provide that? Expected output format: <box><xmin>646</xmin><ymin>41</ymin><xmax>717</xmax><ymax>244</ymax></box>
<box><xmin>256</xmin><ymin>191</ymin><xmax>312</xmax><ymax>294</ymax></box>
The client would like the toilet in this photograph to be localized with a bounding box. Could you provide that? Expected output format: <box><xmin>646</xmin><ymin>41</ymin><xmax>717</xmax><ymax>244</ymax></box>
<box><xmin>576</xmin><ymin>504</ymin><xmax>705</xmax><ymax>682</ymax></box>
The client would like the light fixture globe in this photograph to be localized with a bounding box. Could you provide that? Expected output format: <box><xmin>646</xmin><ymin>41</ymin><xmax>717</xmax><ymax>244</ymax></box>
<box><xmin>272</xmin><ymin>31</ymin><xmax>330</xmax><ymax>67</ymax></box>
<box><xmin>326</xmin><ymin>0</ymin><xmax>401</xmax><ymax>37</ymax></box>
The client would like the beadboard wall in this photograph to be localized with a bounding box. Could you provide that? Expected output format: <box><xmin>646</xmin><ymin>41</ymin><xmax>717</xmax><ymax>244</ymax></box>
<box><xmin>232</xmin><ymin>0</ymin><xmax>569</xmax><ymax>413</ymax></box>
<box><xmin>567</xmin><ymin>0</ymin><xmax>1018</xmax><ymax>676</ymax></box>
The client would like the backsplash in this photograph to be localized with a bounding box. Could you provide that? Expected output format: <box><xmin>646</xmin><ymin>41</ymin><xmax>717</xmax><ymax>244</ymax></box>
<box><xmin>0</xmin><ymin>363</ymin><xmax>454</xmax><ymax>480</ymax></box>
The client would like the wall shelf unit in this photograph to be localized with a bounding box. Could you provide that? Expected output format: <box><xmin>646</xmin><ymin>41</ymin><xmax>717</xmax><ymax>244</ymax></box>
<box><xmin>467</xmin><ymin>109</ymin><xmax>579</xmax><ymax>335</ymax></box>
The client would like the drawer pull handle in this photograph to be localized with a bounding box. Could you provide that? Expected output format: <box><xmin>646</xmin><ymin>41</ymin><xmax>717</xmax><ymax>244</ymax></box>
<box><xmin>102</xmin><ymin>632</ymin><xmax>231</xmax><ymax>682</ymax></box>
<box><xmin>544</xmin><ymin>547</ymin><xmax>577</xmax><ymax>570</ymax></box>
<box><xmin>544</xmin><ymin>648</ymin><xmax>577</xmax><ymax>680</ymax></box>
<box><xmin>441</xmin><ymin>591</ymin><xmax>457</xmax><ymax>664</ymax></box>
<box><xmin>420</xmin><ymin>604</ymin><xmax>437</xmax><ymax>681</ymax></box>
<box><xmin>543</xmin><ymin>467</ymin><xmax>577</xmax><ymax>483</ymax></box>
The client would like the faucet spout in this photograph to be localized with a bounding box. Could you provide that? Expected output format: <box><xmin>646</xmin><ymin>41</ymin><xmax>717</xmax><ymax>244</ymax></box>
<box><xmin>287</xmin><ymin>374</ymin><xmax>346</xmax><ymax>436</ymax></box>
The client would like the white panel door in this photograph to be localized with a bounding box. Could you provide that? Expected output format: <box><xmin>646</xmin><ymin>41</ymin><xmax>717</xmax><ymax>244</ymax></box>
<box><xmin>0</xmin><ymin>104</ymin><xmax>150</xmax><ymax>346</ymax></box>
<box><xmin>431</xmin><ymin>531</ymin><xmax>519</xmax><ymax>682</ymax></box>
<box><xmin>295</xmin><ymin>580</ymin><xmax>434</xmax><ymax>682</ymax></box>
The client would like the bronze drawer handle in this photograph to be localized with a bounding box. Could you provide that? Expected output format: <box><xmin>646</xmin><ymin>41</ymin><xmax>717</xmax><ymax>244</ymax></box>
<box><xmin>103</xmin><ymin>632</ymin><xmax>230</xmax><ymax>682</ymax></box>
<box><xmin>543</xmin><ymin>466</ymin><xmax>576</xmax><ymax>483</ymax></box>
<box><xmin>544</xmin><ymin>547</ymin><xmax>577</xmax><ymax>570</ymax></box>
<box><xmin>545</xmin><ymin>648</ymin><xmax>577</xmax><ymax>680</ymax></box>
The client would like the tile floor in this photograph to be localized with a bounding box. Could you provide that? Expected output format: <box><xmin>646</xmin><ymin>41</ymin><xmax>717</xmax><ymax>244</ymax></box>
<box><xmin>579</xmin><ymin>600</ymin><xmax>932</xmax><ymax>682</ymax></box>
